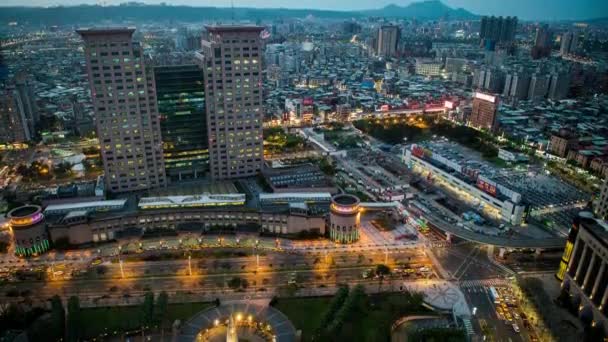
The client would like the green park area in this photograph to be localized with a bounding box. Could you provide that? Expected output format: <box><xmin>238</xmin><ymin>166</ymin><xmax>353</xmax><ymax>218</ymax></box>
<box><xmin>79</xmin><ymin>301</ymin><xmax>213</xmax><ymax>338</ymax></box>
<box><xmin>353</xmin><ymin>117</ymin><xmax>499</xmax><ymax>159</ymax></box>
<box><xmin>0</xmin><ymin>293</ymin><xmax>213</xmax><ymax>341</ymax></box>
<box><xmin>274</xmin><ymin>287</ymin><xmax>463</xmax><ymax>342</ymax></box>
<box><xmin>263</xmin><ymin>127</ymin><xmax>307</xmax><ymax>155</ymax></box>
<box><xmin>313</xmin><ymin>123</ymin><xmax>364</xmax><ymax>149</ymax></box>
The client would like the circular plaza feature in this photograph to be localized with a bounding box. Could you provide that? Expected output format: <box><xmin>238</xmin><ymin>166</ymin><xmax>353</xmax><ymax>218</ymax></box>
<box><xmin>329</xmin><ymin>194</ymin><xmax>361</xmax><ymax>243</ymax></box>
<box><xmin>177</xmin><ymin>301</ymin><xmax>296</xmax><ymax>342</ymax></box>
<box><xmin>8</xmin><ymin>205</ymin><xmax>50</xmax><ymax>257</ymax></box>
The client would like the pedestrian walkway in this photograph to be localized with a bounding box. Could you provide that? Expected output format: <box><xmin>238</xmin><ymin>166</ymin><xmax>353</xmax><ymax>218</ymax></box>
<box><xmin>462</xmin><ymin>318</ymin><xmax>475</xmax><ymax>336</ymax></box>
<box><xmin>458</xmin><ymin>278</ymin><xmax>510</xmax><ymax>289</ymax></box>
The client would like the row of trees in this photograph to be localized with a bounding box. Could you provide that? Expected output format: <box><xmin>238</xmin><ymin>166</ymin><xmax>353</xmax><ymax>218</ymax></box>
<box><xmin>314</xmin><ymin>286</ymin><xmax>349</xmax><ymax>337</ymax></box>
<box><xmin>314</xmin><ymin>285</ymin><xmax>367</xmax><ymax>340</ymax></box>
<box><xmin>140</xmin><ymin>291</ymin><xmax>170</xmax><ymax>329</ymax></box>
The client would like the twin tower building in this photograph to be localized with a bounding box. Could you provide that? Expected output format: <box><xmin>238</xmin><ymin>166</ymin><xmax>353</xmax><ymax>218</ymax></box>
<box><xmin>77</xmin><ymin>26</ymin><xmax>264</xmax><ymax>193</ymax></box>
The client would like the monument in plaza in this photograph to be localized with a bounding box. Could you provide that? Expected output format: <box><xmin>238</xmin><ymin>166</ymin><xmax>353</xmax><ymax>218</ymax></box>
<box><xmin>226</xmin><ymin>314</ymin><xmax>237</xmax><ymax>342</ymax></box>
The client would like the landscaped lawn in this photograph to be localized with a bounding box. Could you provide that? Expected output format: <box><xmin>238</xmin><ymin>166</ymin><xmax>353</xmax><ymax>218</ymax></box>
<box><xmin>79</xmin><ymin>302</ymin><xmax>213</xmax><ymax>338</ymax></box>
<box><xmin>274</xmin><ymin>291</ymin><xmax>433</xmax><ymax>342</ymax></box>
<box><xmin>273</xmin><ymin>297</ymin><xmax>332</xmax><ymax>341</ymax></box>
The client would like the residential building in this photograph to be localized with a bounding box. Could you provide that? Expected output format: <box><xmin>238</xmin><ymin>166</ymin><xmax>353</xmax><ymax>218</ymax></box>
<box><xmin>548</xmin><ymin>72</ymin><xmax>571</xmax><ymax>100</ymax></box>
<box><xmin>415</xmin><ymin>59</ymin><xmax>443</xmax><ymax>77</ymax></box>
<box><xmin>77</xmin><ymin>27</ymin><xmax>166</xmax><ymax>193</ymax></box>
<box><xmin>377</xmin><ymin>25</ymin><xmax>400</xmax><ymax>57</ymax></box>
<box><xmin>469</xmin><ymin>92</ymin><xmax>499</xmax><ymax>132</ymax></box>
<box><xmin>549</xmin><ymin>130</ymin><xmax>578</xmax><ymax>158</ymax></box>
<box><xmin>154</xmin><ymin>64</ymin><xmax>209</xmax><ymax>182</ymax></box>
<box><xmin>197</xmin><ymin>26</ymin><xmax>264</xmax><ymax>180</ymax></box>
<box><xmin>479</xmin><ymin>16</ymin><xmax>517</xmax><ymax>44</ymax></box>
<box><xmin>560</xmin><ymin>31</ymin><xmax>579</xmax><ymax>56</ymax></box>
<box><xmin>0</xmin><ymin>85</ymin><xmax>32</xmax><ymax>143</ymax></box>
<box><xmin>532</xmin><ymin>25</ymin><xmax>553</xmax><ymax>59</ymax></box>
<box><xmin>528</xmin><ymin>74</ymin><xmax>551</xmax><ymax>101</ymax></box>
<box><xmin>503</xmin><ymin>71</ymin><xmax>531</xmax><ymax>100</ymax></box>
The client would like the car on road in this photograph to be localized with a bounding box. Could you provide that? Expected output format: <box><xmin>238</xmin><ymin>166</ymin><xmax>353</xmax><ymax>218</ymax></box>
<box><xmin>512</xmin><ymin>323</ymin><xmax>520</xmax><ymax>333</ymax></box>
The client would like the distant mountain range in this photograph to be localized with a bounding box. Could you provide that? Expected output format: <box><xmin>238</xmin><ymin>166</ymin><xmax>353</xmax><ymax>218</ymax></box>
<box><xmin>0</xmin><ymin>1</ymin><xmax>477</xmax><ymax>26</ymax></box>
<box><xmin>364</xmin><ymin>1</ymin><xmax>477</xmax><ymax>20</ymax></box>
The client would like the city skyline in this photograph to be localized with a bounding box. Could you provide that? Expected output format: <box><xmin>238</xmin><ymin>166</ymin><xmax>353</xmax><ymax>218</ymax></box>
<box><xmin>0</xmin><ymin>0</ymin><xmax>605</xmax><ymax>21</ymax></box>
<box><xmin>1</xmin><ymin>2</ymin><xmax>608</xmax><ymax>341</ymax></box>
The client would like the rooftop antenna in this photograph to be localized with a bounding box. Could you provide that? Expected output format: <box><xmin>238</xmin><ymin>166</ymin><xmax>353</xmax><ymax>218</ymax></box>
<box><xmin>231</xmin><ymin>0</ymin><xmax>235</xmax><ymax>24</ymax></box>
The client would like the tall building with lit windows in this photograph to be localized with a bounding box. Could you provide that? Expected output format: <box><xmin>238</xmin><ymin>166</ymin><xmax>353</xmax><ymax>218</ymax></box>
<box><xmin>154</xmin><ymin>65</ymin><xmax>208</xmax><ymax>182</ymax></box>
<box><xmin>469</xmin><ymin>92</ymin><xmax>499</xmax><ymax>132</ymax></box>
<box><xmin>77</xmin><ymin>28</ymin><xmax>166</xmax><ymax>193</ymax></box>
<box><xmin>197</xmin><ymin>26</ymin><xmax>264</xmax><ymax>180</ymax></box>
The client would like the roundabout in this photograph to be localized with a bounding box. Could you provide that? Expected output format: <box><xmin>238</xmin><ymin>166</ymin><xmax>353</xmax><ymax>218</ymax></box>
<box><xmin>178</xmin><ymin>300</ymin><xmax>296</xmax><ymax>342</ymax></box>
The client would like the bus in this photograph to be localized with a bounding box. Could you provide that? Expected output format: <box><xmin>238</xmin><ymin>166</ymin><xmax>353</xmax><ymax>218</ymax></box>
<box><xmin>489</xmin><ymin>286</ymin><xmax>500</xmax><ymax>304</ymax></box>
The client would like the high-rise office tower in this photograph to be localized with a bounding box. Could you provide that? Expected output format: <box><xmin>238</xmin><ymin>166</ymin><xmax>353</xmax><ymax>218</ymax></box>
<box><xmin>532</xmin><ymin>25</ymin><xmax>553</xmax><ymax>59</ymax></box>
<box><xmin>77</xmin><ymin>28</ymin><xmax>166</xmax><ymax>193</ymax></box>
<box><xmin>197</xmin><ymin>26</ymin><xmax>264</xmax><ymax>180</ymax></box>
<box><xmin>154</xmin><ymin>64</ymin><xmax>209</xmax><ymax>182</ymax></box>
<box><xmin>560</xmin><ymin>31</ymin><xmax>579</xmax><ymax>56</ymax></box>
<box><xmin>377</xmin><ymin>25</ymin><xmax>400</xmax><ymax>57</ymax></box>
<box><xmin>479</xmin><ymin>16</ymin><xmax>517</xmax><ymax>45</ymax></box>
<box><xmin>0</xmin><ymin>86</ymin><xmax>32</xmax><ymax>143</ymax></box>
<box><xmin>469</xmin><ymin>92</ymin><xmax>499</xmax><ymax>132</ymax></box>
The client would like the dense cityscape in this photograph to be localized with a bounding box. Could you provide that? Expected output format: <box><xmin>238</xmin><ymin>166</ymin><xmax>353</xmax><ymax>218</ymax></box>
<box><xmin>0</xmin><ymin>1</ymin><xmax>608</xmax><ymax>341</ymax></box>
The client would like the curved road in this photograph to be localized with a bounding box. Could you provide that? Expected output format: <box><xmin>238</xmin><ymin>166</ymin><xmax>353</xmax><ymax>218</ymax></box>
<box><xmin>424</xmin><ymin>214</ymin><xmax>565</xmax><ymax>249</ymax></box>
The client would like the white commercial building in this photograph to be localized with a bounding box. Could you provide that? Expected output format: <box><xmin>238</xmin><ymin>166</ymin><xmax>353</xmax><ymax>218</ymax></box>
<box><xmin>404</xmin><ymin>144</ymin><xmax>526</xmax><ymax>224</ymax></box>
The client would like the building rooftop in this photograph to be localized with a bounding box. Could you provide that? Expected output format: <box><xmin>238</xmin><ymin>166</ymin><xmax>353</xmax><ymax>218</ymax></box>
<box><xmin>44</xmin><ymin>199</ymin><xmax>128</xmax><ymax>214</ymax></box>
<box><xmin>138</xmin><ymin>194</ymin><xmax>246</xmax><ymax>209</ymax></box>
<box><xmin>204</xmin><ymin>25</ymin><xmax>264</xmax><ymax>33</ymax></box>
<box><xmin>76</xmin><ymin>27</ymin><xmax>136</xmax><ymax>36</ymax></box>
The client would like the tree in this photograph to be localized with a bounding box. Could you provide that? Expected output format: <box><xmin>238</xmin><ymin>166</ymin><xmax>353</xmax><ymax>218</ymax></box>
<box><xmin>227</xmin><ymin>277</ymin><xmax>248</xmax><ymax>290</ymax></box>
<box><xmin>375</xmin><ymin>264</ymin><xmax>391</xmax><ymax>277</ymax></box>
<box><xmin>319</xmin><ymin>157</ymin><xmax>336</xmax><ymax>176</ymax></box>
<box><xmin>50</xmin><ymin>295</ymin><xmax>65</xmax><ymax>341</ymax></box>
<box><xmin>155</xmin><ymin>291</ymin><xmax>169</xmax><ymax>327</ymax></box>
<box><xmin>66</xmin><ymin>296</ymin><xmax>81</xmax><ymax>342</ymax></box>
<box><xmin>141</xmin><ymin>291</ymin><xmax>155</xmax><ymax>327</ymax></box>
<box><xmin>324</xmin><ymin>285</ymin><xmax>366</xmax><ymax>337</ymax></box>
<box><xmin>314</xmin><ymin>286</ymin><xmax>349</xmax><ymax>338</ymax></box>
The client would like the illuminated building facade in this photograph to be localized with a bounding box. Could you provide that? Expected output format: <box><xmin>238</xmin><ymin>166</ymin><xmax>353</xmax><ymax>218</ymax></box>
<box><xmin>557</xmin><ymin>212</ymin><xmax>608</xmax><ymax>334</ymax></box>
<box><xmin>77</xmin><ymin>28</ymin><xmax>166</xmax><ymax>193</ymax></box>
<box><xmin>197</xmin><ymin>26</ymin><xmax>264</xmax><ymax>180</ymax></box>
<box><xmin>470</xmin><ymin>92</ymin><xmax>499</xmax><ymax>132</ymax></box>
<box><xmin>8</xmin><ymin>205</ymin><xmax>50</xmax><ymax>257</ymax></box>
<box><xmin>154</xmin><ymin>65</ymin><xmax>209</xmax><ymax>182</ymax></box>
<box><xmin>329</xmin><ymin>194</ymin><xmax>361</xmax><ymax>243</ymax></box>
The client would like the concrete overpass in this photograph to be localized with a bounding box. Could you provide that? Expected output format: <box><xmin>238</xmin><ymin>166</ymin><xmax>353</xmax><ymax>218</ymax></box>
<box><xmin>424</xmin><ymin>212</ymin><xmax>566</xmax><ymax>249</ymax></box>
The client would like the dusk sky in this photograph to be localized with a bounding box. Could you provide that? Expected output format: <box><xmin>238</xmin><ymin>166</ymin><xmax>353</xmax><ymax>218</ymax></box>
<box><xmin>1</xmin><ymin>0</ymin><xmax>606</xmax><ymax>21</ymax></box>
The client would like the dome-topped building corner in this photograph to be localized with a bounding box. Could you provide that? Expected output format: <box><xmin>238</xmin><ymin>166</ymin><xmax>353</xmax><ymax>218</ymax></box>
<box><xmin>329</xmin><ymin>194</ymin><xmax>361</xmax><ymax>243</ymax></box>
<box><xmin>8</xmin><ymin>205</ymin><xmax>49</xmax><ymax>257</ymax></box>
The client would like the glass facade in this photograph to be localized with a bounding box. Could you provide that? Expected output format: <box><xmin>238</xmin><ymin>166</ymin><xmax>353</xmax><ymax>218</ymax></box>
<box><xmin>154</xmin><ymin>65</ymin><xmax>208</xmax><ymax>181</ymax></box>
